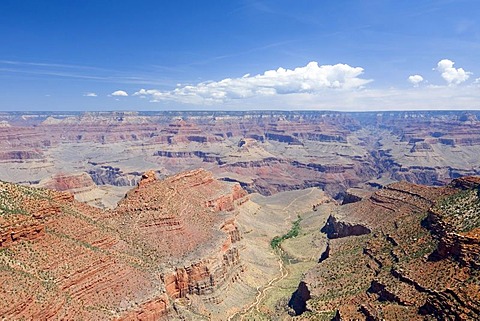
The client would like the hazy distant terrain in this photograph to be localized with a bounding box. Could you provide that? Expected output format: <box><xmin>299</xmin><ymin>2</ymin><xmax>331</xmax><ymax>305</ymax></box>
<box><xmin>0</xmin><ymin>110</ymin><xmax>479</xmax><ymax>208</ymax></box>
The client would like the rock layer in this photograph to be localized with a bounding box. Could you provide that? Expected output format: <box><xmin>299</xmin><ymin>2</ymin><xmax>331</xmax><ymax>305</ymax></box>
<box><xmin>0</xmin><ymin>169</ymin><xmax>248</xmax><ymax>320</ymax></box>
<box><xmin>296</xmin><ymin>177</ymin><xmax>480</xmax><ymax>320</ymax></box>
<box><xmin>1</xmin><ymin>110</ymin><xmax>480</xmax><ymax>207</ymax></box>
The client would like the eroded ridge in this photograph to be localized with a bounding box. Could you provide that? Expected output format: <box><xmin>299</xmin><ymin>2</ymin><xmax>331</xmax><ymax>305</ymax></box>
<box><xmin>0</xmin><ymin>169</ymin><xmax>248</xmax><ymax>320</ymax></box>
<box><xmin>293</xmin><ymin>177</ymin><xmax>480</xmax><ymax>320</ymax></box>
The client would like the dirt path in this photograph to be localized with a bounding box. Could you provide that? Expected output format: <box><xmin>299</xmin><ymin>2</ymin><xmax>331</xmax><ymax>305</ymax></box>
<box><xmin>282</xmin><ymin>187</ymin><xmax>315</xmax><ymax>212</ymax></box>
<box><xmin>226</xmin><ymin>252</ymin><xmax>287</xmax><ymax>321</ymax></box>
<box><xmin>227</xmin><ymin>188</ymin><xmax>316</xmax><ymax>320</ymax></box>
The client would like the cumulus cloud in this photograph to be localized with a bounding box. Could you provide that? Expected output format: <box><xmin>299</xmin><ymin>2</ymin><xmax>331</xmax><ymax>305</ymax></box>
<box><xmin>111</xmin><ymin>90</ymin><xmax>128</xmax><ymax>97</ymax></box>
<box><xmin>83</xmin><ymin>92</ymin><xmax>97</xmax><ymax>97</ymax></box>
<box><xmin>134</xmin><ymin>61</ymin><xmax>372</xmax><ymax>104</ymax></box>
<box><xmin>408</xmin><ymin>75</ymin><xmax>424</xmax><ymax>87</ymax></box>
<box><xmin>436</xmin><ymin>59</ymin><xmax>471</xmax><ymax>85</ymax></box>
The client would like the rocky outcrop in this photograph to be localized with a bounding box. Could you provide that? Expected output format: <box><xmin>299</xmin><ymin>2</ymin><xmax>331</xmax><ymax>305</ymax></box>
<box><xmin>410</xmin><ymin>141</ymin><xmax>433</xmax><ymax>152</ymax></box>
<box><xmin>205</xmin><ymin>184</ymin><xmax>247</xmax><ymax>212</ymax></box>
<box><xmin>39</xmin><ymin>172</ymin><xmax>96</xmax><ymax>192</ymax></box>
<box><xmin>422</xmin><ymin>177</ymin><xmax>480</xmax><ymax>269</ymax></box>
<box><xmin>367</xmin><ymin>280</ymin><xmax>406</xmax><ymax>305</ymax></box>
<box><xmin>449</xmin><ymin>176</ymin><xmax>480</xmax><ymax>190</ymax></box>
<box><xmin>304</xmin><ymin>132</ymin><xmax>347</xmax><ymax>143</ymax></box>
<box><xmin>424</xmin><ymin>209</ymin><xmax>480</xmax><ymax>269</ymax></box>
<box><xmin>118</xmin><ymin>295</ymin><xmax>170</xmax><ymax>321</ymax></box>
<box><xmin>137</xmin><ymin>169</ymin><xmax>157</xmax><ymax>187</ymax></box>
<box><xmin>321</xmin><ymin>214</ymin><xmax>371</xmax><ymax>239</ymax></box>
<box><xmin>0</xmin><ymin>182</ymin><xmax>68</xmax><ymax>248</ymax></box>
<box><xmin>341</xmin><ymin>189</ymin><xmax>366</xmax><ymax>204</ymax></box>
<box><xmin>88</xmin><ymin>166</ymin><xmax>140</xmax><ymax>186</ymax></box>
<box><xmin>265</xmin><ymin>132</ymin><xmax>303</xmax><ymax>145</ymax></box>
<box><xmin>0</xmin><ymin>218</ymin><xmax>45</xmax><ymax>248</ymax></box>
<box><xmin>163</xmin><ymin>247</ymin><xmax>242</xmax><ymax>301</ymax></box>
<box><xmin>288</xmin><ymin>281</ymin><xmax>312</xmax><ymax>315</ymax></box>
<box><xmin>317</xmin><ymin>242</ymin><xmax>330</xmax><ymax>263</ymax></box>
<box><xmin>0</xmin><ymin>150</ymin><xmax>44</xmax><ymax>161</ymax></box>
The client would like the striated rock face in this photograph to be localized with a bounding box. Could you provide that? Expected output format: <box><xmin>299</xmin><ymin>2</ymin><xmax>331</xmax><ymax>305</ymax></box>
<box><xmin>449</xmin><ymin>176</ymin><xmax>480</xmax><ymax>190</ymax></box>
<box><xmin>321</xmin><ymin>214</ymin><xmax>371</xmax><ymax>239</ymax></box>
<box><xmin>0</xmin><ymin>169</ymin><xmax>248</xmax><ymax>320</ymax></box>
<box><xmin>423</xmin><ymin>176</ymin><xmax>480</xmax><ymax>269</ymax></box>
<box><xmin>296</xmin><ymin>178</ymin><xmax>480</xmax><ymax>320</ymax></box>
<box><xmin>2</xmin><ymin>110</ymin><xmax>480</xmax><ymax>205</ymax></box>
<box><xmin>163</xmin><ymin>247</ymin><xmax>241</xmax><ymax>300</ymax></box>
<box><xmin>119</xmin><ymin>295</ymin><xmax>170</xmax><ymax>321</ymax></box>
<box><xmin>205</xmin><ymin>184</ymin><xmax>247</xmax><ymax>212</ymax></box>
<box><xmin>0</xmin><ymin>150</ymin><xmax>44</xmax><ymax>161</ymax></box>
<box><xmin>0</xmin><ymin>182</ymin><xmax>71</xmax><ymax>247</ymax></box>
<box><xmin>37</xmin><ymin>172</ymin><xmax>115</xmax><ymax>208</ymax></box>
<box><xmin>39</xmin><ymin>172</ymin><xmax>96</xmax><ymax>192</ymax></box>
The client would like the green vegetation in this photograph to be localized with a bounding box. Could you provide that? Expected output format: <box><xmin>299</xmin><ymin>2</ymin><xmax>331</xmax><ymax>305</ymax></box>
<box><xmin>0</xmin><ymin>182</ymin><xmax>52</xmax><ymax>216</ymax></box>
<box><xmin>0</xmin><ymin>190</ymin><xmax>28</xmax><ymax>216</ymax></box>
<box><xmin>435</xmin><ymin>188</ymin><xmax>480</xmax><ymax>232</ymax></box>
<box><xmin>271</xmin><ymin>216</ymin><xmax>302</xmax><ymax>249</ymax></box>
<box><xmin>45</xmin><ymin>226</ymin><xmax>100</xmax><ymax>252</ymax></box>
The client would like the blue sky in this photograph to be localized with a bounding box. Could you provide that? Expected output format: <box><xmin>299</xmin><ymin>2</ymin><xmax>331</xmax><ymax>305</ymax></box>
<box><xmin>1</xmin><ymin>0</ymin><xmax>479</xmax><ymax>111</ymax></box>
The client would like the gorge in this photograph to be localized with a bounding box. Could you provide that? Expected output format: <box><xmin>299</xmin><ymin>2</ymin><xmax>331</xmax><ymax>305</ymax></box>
<box><xmin>0</xmin><ymin>110</ymin><xmax>479</xmax><ymax>320</ymax></box>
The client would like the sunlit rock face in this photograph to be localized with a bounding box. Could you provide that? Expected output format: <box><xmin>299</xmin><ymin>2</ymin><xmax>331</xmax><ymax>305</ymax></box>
<box><xmin>0</xmin><ymin>169</ymin><xmax>248</xmax><ymax>320</ymax></box>
<box><xmin>1</xmin><ymin>110</ymin><xmax>480</xmax><ymax>207</ymax></box>
<box><xmin>295</xmin><ymin>178</ymin><xmax>480</xmax><ymax>320</ymax></box>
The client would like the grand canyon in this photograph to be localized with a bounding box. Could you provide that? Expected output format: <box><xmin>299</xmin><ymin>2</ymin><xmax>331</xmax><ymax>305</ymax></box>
<box><xmin>0</xmin><ymin>110</ymin><xmax>479</xmax><ymax>320</ymax></box>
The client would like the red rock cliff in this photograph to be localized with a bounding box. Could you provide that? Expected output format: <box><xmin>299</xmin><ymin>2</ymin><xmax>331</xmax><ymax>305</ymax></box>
<box><xmin>0</xmin><ymin>169</ymin><xmax>248</xmax><ymax>320</ymax></box>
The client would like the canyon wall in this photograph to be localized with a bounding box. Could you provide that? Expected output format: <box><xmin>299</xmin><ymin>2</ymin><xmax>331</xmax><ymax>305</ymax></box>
<box><xmin>293</xmin><ymin>177</ymin><xmax>480</xmax><ymax>320</ymax></box>
<box><xmin>0</xmin><ymin>110</ymin><xmax>479</xmax><ymax>208</ymax></box>
<box><xmin>0</xmin><ymin>169</ymin><xmax>248</xmax><ymax>320</ymax></box>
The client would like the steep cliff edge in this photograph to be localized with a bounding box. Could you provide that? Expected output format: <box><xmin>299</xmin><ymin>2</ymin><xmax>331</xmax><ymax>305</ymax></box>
<box><xmin>424</xmin><ymin>176</ymin><xmax>480</xmax><ymax>269</ymax></box>
<box><xmin>0</xmin><ymin>169</ymin><xmax>248</xmax><ymax>320</ymax></box>
<box><xmin>293</xmin><ymin>178</ymin><xmax>480</xmax><ymax>320</ymax></box>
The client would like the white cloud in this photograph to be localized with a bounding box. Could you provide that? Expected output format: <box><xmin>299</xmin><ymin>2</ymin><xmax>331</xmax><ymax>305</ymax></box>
<box><xmin>436</xmin><ymin>59</ymin><xmax>471</xmax><ymax>85</ymax></box>
<box><xmin>408</xmin><ymin>75</ymin><xmax>424</xmax><ymax>87</ymax></box>
<box><xmin>83</xmin><ymin>92</ymin><xmax>97</xmax><ymax>97</ymax></box>
<box><xmin>251</xmin><ymin>85</ymin><xmax>480</xmax><ymax>111</ymax></box>
<box><xmin>408</xmin><ymin>75</ymin><xmax>423</xmax><ymax>87</ymax></box>
<box><xmin>111</xmin><ymin>90</ymin><xmax>128</xmax><ymax>97</ymax></box>
<box><xmin>134</xmin><ymin>61</ymin><xmax>372</xmax><ymax>104</ymax></box>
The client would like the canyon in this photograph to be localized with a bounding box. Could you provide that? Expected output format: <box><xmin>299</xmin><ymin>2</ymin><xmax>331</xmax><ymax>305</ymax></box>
<box><xmin>0</xmin><ymin>110</ymin><xmax>479</xmax><ymax>208</ymax></box>
<box><xmin>0</xmin><ymin>110</ymin><xmax>479</xmax><ymax>320</ymax></box>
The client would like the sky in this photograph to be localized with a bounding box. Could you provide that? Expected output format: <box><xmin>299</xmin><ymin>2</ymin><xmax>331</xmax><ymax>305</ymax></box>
<box><xmin>1</xmin><ymin>0</ymin><xmax>479</xmax><ymax>111</ymax></box>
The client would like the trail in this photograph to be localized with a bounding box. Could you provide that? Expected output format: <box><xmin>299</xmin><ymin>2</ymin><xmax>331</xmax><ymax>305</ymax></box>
<box><xmin>282</xmin><ymin>187</ymin><xmax>316</xmax><ymax>212</ymax></box>
<box><xmin>227</xmin><ymin>188</ymin><xmax>316</xmax><ymax>321</ymax></box>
